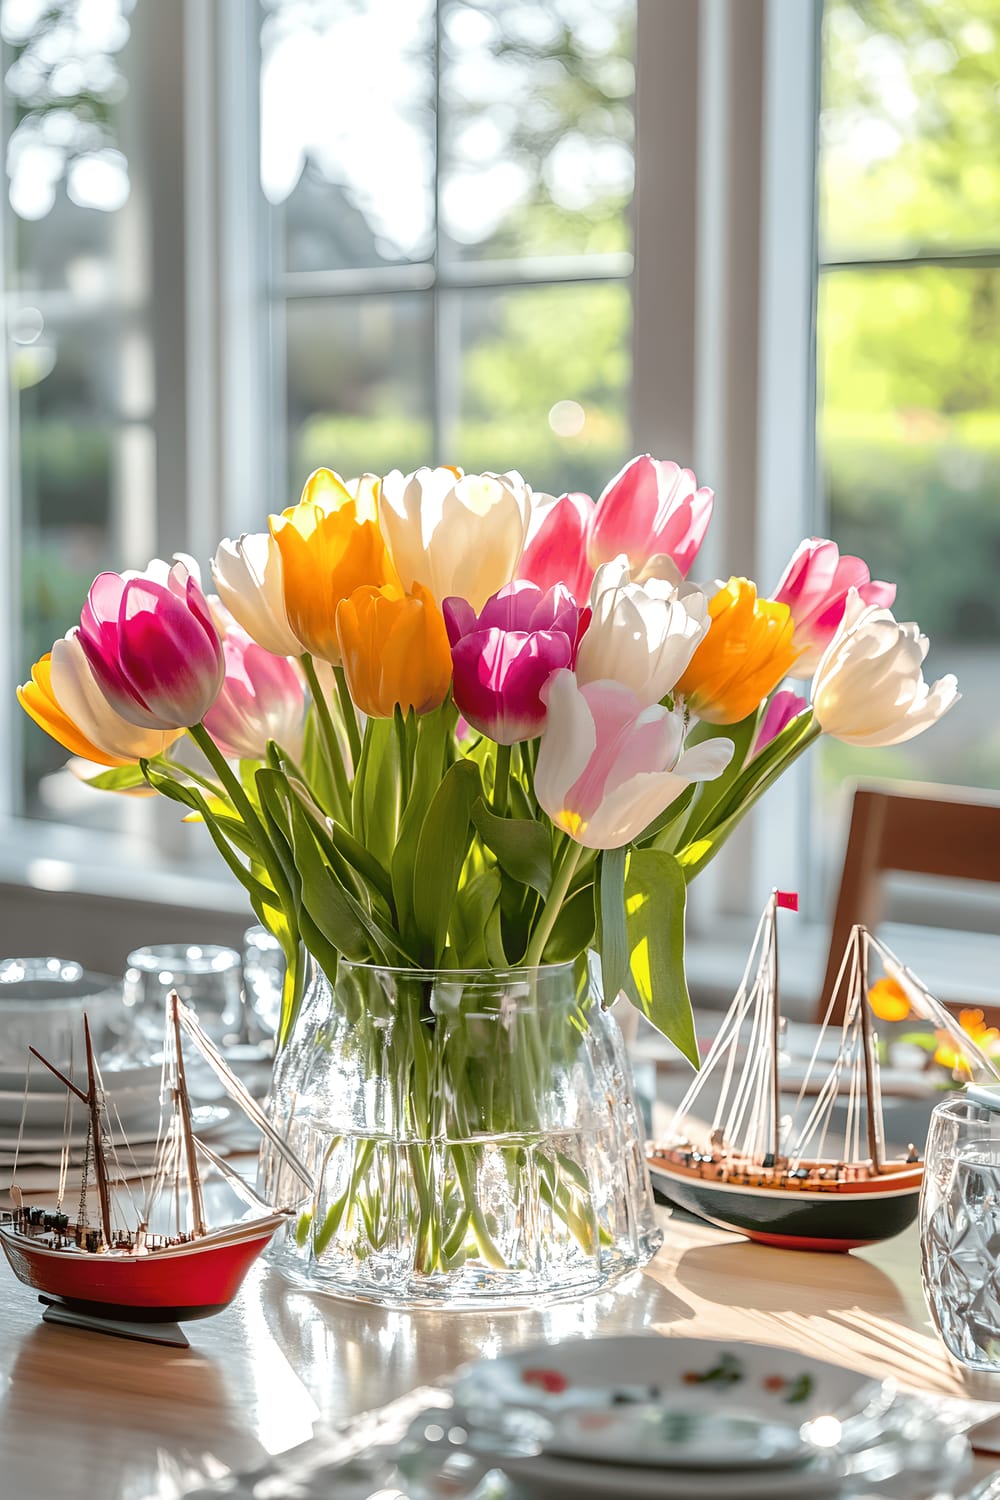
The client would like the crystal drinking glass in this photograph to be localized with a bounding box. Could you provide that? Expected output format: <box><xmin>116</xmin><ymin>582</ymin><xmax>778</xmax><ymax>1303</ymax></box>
<box><xmin>920</xmin><ymin>1093</ymin><xmax>1000</xmax><ymax>1370</ymax></box>
<box><xmin>123</xmin><ymin>944</ymin><xmax>243</xmax><ymax>1048</ymax></box>
<box><xmin>241</xmin><ymin>925</ymin><xmax>285</xmax><ymax>1039</ymax></box>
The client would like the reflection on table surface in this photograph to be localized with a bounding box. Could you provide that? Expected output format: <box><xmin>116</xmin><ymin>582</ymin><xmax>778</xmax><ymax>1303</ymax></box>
<box><xmin>0</xmin><ymin>1202</ymin><xmax>997</xmax><ymax>1500</ymax></box>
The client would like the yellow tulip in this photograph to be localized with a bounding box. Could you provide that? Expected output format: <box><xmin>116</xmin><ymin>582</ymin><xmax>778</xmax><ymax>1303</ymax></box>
<box><xmin>674</xmin><ymin>578</ymin><xmax>799</xmax><ymax>725</ymax></box>
<box><xmin>270</xmin><ymin>468</ymin><xmax>397</xmax><ymax>663</ymax></box>
<box><xmin>336</xmin><ymin>582</ymin><xmax>452</xmax><ymax>718</ymax></box>
<box><xmin>17</xmin><ymin>654</ymin><xmax>131</xmax><ymax>766</ymax></box>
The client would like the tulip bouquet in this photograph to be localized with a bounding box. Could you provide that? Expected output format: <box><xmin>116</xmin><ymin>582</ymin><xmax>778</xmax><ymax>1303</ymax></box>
<box><xmin>17</xmin><ymin>455</ymin><xmax>958</xmax><ymax>1294</ymax></box>
<box><xmin>18</xmin><ymin>455</ymin><xmax>958</xmax><ymax>1046</ymax></box>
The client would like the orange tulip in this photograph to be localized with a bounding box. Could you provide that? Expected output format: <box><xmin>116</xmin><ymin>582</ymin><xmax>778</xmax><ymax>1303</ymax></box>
<box><xmin>336</xmin><ymin>582</ymin><xmax>452</xmax><ymax>718</ymax></box>
<box><xmin>674</xmin><ymin>578</ymin><xmax>800</xmax><ymax>725</ymax></box>
<box><xmin>270</xmin><ymin>468</ymin><xmax>397</xmax><ymax>663</ymax></box>
<box><xmin>17</xmin><ymin>654</ymin><xmax>130</xmax><ymax>767</ymax></box>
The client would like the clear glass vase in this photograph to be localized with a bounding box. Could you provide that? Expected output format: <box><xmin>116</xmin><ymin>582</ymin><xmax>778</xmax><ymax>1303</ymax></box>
<box><xmin>259</xmin><ymin>958</ymin><xmax>662</xmax><ymax>1307</ymax></box>
<box><xmin>920</xmin><ymin>1093</ymin><xmax>1000</xmax><ymax>1371</ymax></box>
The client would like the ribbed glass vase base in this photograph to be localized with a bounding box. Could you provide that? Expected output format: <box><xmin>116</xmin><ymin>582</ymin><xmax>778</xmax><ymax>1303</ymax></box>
<box><xmin>260</xmin><ymin>959</ymin><xmax>662</xmax><ymax>1307</ymax></box>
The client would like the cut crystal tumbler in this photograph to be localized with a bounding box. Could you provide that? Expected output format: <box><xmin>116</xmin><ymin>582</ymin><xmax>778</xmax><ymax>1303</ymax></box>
<box><xmin>920</xmin><ymin>1093</ymin><xmax>1000</xmax><ymax>1371</ymax></box>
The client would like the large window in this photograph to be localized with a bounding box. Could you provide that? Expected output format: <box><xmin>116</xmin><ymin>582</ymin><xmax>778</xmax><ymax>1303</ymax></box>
<box><xmin>260</xmin><ymin>0</ymin><xmax>635</xmax><ymax>501</ymax></box>
<box><xmin>816</xmin><ymin>0</ymin><xmax>1000</xmax><ymax>870</ymax></box>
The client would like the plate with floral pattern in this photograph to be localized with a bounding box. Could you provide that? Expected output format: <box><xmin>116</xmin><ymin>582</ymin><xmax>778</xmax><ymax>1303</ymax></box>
<box><xmin>450</xmin><ymin>1336</ymin><xmax>881</xmax><ymax>1473</ymax></box>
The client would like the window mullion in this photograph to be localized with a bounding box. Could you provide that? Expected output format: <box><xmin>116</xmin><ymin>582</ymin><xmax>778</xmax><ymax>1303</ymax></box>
<box><xmin>0</xmin><ymin>40</ymin><xmax>20</xmax><ymax>819</ymax></box>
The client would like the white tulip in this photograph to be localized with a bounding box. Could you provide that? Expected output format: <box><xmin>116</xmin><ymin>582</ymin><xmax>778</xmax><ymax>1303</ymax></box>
<box><xmin>378</xmin><ymin>466</ymin><xmax>531</xmax><ymax>612</ymax></box>
<box><xmin>50</xmin><ymin>632</ymin><xmax>182</xmax><ymax>762</ymax></box>
<box><xmin>811</xmin><ymin>589</ymin><xmax>959</xmax><ymax>747</ymax></box>
<box><xmin>211</xmin><ymin>532</ymin><xmax>304</xmax><ymax>658</ymax></box>
<box><xmin>576</xmin><ymin>556</ymin><xmax>710</xmax><ymax>705</ymax></box>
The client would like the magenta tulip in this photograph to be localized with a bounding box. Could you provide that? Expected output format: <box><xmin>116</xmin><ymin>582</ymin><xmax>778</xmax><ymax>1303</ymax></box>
<box><xmin>78</xmin><ymin>561</ymin><xmax>224</xmax><ymax>730</ymax></box>
<box><xmin>772</xmin><ymin>539</ymin><xmax>896</xmax><ymax>678</ymax></box>
<box><xmin>751</xmin><ymin>689</ymin><xmax>808</xmax><ymax>757</ymax></box>
<box><xmin>587</xmin><ymin>456</ymin><xmax>714</xmax><ymax>577</ymax></box>
<box><xmin>443</xmin><ymin>581</ymin><xmax>582</xmax><ymax>745</ymax></box>
<box><xmin>517</xmin><ymin>491</ymin><xmax>596</xmax><ymax>604</ymax></box>
<box><xmin>203</xmin><ymin>625</ymin><xmax>307</xmax><ymax>761</ymax></box>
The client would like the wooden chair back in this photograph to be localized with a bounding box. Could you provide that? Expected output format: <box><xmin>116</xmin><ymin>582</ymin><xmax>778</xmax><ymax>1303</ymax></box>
<box><xmin>820</xmin><ymin>783</ymin><xmax>1000</xmax><ymax>1024</ymax></box>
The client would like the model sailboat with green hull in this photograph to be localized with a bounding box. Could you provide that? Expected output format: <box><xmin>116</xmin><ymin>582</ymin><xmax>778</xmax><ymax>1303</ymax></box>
<box><xmin>647</xmin><ymin>893</ymin><xmax>991</xmax><ymax>1251</ymax></box>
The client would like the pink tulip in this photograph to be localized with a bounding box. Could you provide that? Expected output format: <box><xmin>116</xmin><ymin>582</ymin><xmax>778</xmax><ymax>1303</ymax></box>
<box><xmin>78</xmin><ymin>561</ymin><xmax>224</xmax><ymax>730</ymax></box>
<box><xmin>517</xmin><ymin>492</ymin><xmax>596</xmax><ymax>604</ymax></box>
<box><xmin>751</xmin><ymin>689</ymin><xmax>808</xmax><ymax>757</ymax></box>
<box><xmin>443</xmin><ymin>581</ymin><xmax>582</xmax><ymax>745</ymax></box>
<box><xmin>773</xmin><ymin>539</ymin><xmax>896</xmax><ymax>678</ymax></box>
<box><xmin>534</xmin><ymin>670</ymin><xmax>733</xmax><ymax>850</ymax></box>
<box><xmin>203</xmin><ymin>625</ymin><xmax>307</xmax><ymax>761</ymax></box>
<box><xmin>587</xmin><ymin>456</ymin><xmax>714</xmax><ymax>577</ymax></box>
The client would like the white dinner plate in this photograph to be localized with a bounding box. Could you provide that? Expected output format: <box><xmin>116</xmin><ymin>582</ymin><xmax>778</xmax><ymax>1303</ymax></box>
<box><xmin>451</xmin><ymin>1337</ymin><xmax>880</xmax><ymax>1459</ymax></box>
<box><xmin>0</xmin><ymin>1059</ymin><xmax>162</xmax><ymax>1094</ymax></box>
<box><xmin>0</xmin><ymin>1083</ymin><xmax>162</xmax><ymax>1129</ymax></box>
<box><xmin>494</xmin><ymin>1448</ymin><xmax>842</xmax><ymax>1498</ymax></box>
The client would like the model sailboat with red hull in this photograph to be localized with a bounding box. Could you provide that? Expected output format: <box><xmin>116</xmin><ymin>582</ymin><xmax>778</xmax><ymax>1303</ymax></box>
<box><xmin>0</xmin><ymin>994</ymin><xmax>313</xmax><ymax>1320</ymax></box>
<box><xmin>646</xmin><ymin>893</ymin><xmax>996</xmax><ymax>1252</ymax></box>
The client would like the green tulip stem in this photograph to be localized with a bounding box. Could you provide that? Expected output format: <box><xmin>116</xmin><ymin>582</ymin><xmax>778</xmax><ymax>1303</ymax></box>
<box><xmin>492</xmin><ymin>742</ymin><xmax>511</xmax><ymax>818</ymax></box>
<box><xmin>301</xmin><ymin>651</ymin><xmax>352</xmax><ymax>804</ymax></box>
<box><xmin>187</xmin><ymin>722</ymin><xmax>294</xmax><ymax>911</ymax></box>
<box><xmin>333</xmin><ymin>664</ymin><xmax>363</xmax><ymax>771</ymax></box>
<box><xmin>525</xmin><ymin>839</ymin><xmax>585</xmax><ymax>966</ymax></box>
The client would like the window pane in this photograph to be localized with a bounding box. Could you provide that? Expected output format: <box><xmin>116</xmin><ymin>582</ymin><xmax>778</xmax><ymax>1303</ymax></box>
<box><xmin>440</xmin><ymin>0</ymin><xmax>634</xmax><ymax>263</ymax></box>
<box><xmin>450</xmin><ymin>280</ymin><xmax>630</xmax><ymax>495</ymax></box>
<box><xmin>3</xmin><ymin>1</ymin><xmax>153</xmax><ymax>821</ymax></box>
<box><xmin>285</xmin><ymin>294</ymin><xmax>434</xmax><ymax>487</ymax></box>
<box><xmin>260</xmin><ymin>0</ymin><xmax>435</xmax><ymax>273</ymax></box>
<box><xmin>820</xmin><ymin>0</ymin><xmax>1000</xmax><ymax>260</ymax></box>
<box><xmin>816</xmin><ymin>265</ymin><xmax>1000</xmax><ymax>858</ymax></box>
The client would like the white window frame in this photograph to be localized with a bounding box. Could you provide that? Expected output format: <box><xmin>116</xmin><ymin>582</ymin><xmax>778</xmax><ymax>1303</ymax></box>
<box><xmin>0</xmin><ymin>0</ymin><xmax>829</xmax><ymax>965</ymax></box>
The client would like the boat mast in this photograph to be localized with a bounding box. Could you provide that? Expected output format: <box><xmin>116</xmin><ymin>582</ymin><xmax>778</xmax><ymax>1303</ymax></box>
<box><xmin>170</xmin><ymin>992</ymin><xmax>207</xmax><ymax>1237</ymax></box>
<box><xmin>856</xmin><ymin>930</ymin><xmax>884</xmax><ymax>1173</ymax></box>
<box><xmin>769</xmin><ymin>893</ymin><xmax>781</xmax><ymax>1163</ymax></box>
<box><xmin>83</xmin><ymin>1016</ymin><xmax>114</xmax><ymax>1245</ymax></box>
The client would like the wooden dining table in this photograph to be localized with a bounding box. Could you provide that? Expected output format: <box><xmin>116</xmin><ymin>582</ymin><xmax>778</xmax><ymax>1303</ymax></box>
<box><xmin>2</xmin><ymin>1201</ymin><xmax>999</xmax><ymax>1499</ymax></box>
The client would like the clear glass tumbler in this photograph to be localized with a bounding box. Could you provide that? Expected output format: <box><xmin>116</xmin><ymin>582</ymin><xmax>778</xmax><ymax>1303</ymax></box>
<box><xmin>242</xmin><ymin>925</ymin><xmax>285</xmax><ymax>1038</ymax></box>
<box><xmin>920</xmin><ymin>1093</ymin><xmax>1000</xmax><ymax>1370</ymax></box>
<box><xmin>123</xmin><ymin>944</ymin><xmax>243</xmax><ymax>1047</ymax></box>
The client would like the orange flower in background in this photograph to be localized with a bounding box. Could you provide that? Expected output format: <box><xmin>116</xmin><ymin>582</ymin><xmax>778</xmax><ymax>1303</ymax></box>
<box><xmin>934</xmin><ymin>1008</ymin><xmax>1000</xmax><ymax>1072</ymax></box>
<box><xmin>270</xmin><ymin>468</ymin><xmax>398</xmax><ymax>663</ymax></box>
<box><xmin>868</xmin><ymin>977</ymin><xmax>911</xmax><ymax>1022</ymax></box>
<box><xmin>336</xmin><ymin>581</ymin><xmax>452</xmax><ymax>718</ymax></box>
<box><xmin>674</xmin><ymin>578</ymin><xmax>800</xmax><ymax>725</ymax></box>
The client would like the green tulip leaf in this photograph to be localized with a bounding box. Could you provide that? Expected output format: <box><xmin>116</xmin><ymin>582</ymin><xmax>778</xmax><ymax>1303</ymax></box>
<box><xmin>598</xmin><ymin>846</ymin><xmax>629</xmax><ymax>1005</ymax></box>
<box><xmin>412</xmin><ymin>759</ymin><xmax>481</xmax><ymax>965</ymax></box>
<box><xmin>541</xmin><ymin>882</ymin><xmax>596</xmax><ymax>963</ymax></box>
<box><xmin>471</xmin><ymin>798</ymin><xmax>553</xmax><ymax>897</ymax></box>
<box><xmin>284</xmin><ymin>793</ymin><xmax>374</xmax><ymax>964</ymax></box>
<box><xmin>392</xmin><ymin>705</ymin><xmax>450</xmax><ymax>943</ymax></box>
<box><xmin>352</xmin><ymin>716</ymin><xmax>400</xmax><ymax>867</ymax></box>
<box><xmin>81</xmin><ymin>763</ymin><xmax>150</xmax><ymax>792</ymax></box>
<box><xmin>625</xmin><ymin>847</ymin><xmax>698</xmax><ymax>1068</ymax></box>
<box><xmin>450</xmin><ymin>867</ymin><xmax>503</xmax><ymax>969</ymax></box>
<box><xmin>681</xmin><ymin>709</ymin><xmax>761</xmax><ymax>842</ymax></box>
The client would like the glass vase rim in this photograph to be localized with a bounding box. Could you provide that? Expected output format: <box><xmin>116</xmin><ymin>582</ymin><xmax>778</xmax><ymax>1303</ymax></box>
<box><xmin>333</xmin><ymin>958</ymin><xmax>578</xmax><ymax>982</ymax></box>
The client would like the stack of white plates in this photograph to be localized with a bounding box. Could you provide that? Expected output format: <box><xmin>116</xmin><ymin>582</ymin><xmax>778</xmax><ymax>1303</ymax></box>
<box><xmin>0</xmin><ymin>1058</ymin><xmax>165</xmax><ymax>1191</ymax></box>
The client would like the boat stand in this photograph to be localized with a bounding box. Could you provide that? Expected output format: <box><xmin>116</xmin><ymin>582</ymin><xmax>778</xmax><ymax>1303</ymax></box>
<box><xmin>38</xmin><ymin>1295</ymin><xmax>190</xmax><ymax>1348</ymax></box>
